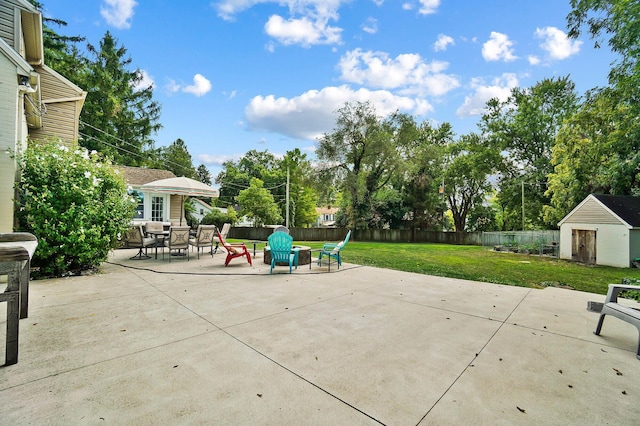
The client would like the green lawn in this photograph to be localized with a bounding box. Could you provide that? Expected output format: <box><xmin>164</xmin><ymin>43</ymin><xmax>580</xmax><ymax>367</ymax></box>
<box><xmin>304</xmin><ymin>241</ymin><xmax>640</xmax><ymax>295</ymax></box>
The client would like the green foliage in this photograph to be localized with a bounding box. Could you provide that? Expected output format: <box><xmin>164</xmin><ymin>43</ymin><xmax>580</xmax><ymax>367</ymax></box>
<box><xmin>149</xmin><ymin>138</ymin><xmax>196</xmax><ymax>178</ymax></box>
<box><xmin>201</xmin><ymin>208</ymin><xmax>238</xmax><ymax>229</ymax></box>
<box><xmin>316</xmin><ymin>102</ymin><xmax>414</xmax><ymax>230</ymax></box>
<box><xmin>480</xmin><ymin>77</ymin><xmax>580</xmax><ymax>228</ymax></box>
<box><xmin>444</xmin><ymin>133</ymin><xmax>500</xmax><ymax>231</ymax></box>
<box><xmin>16</xmin><ymin>140</ymin><xmax>135</xmax><ymax>277</ymax></box>
<box><xmin>237</xmin><ymin>178</ymin><xmax>283</xmax><ymax>227</ymax></box>
<box><xmin>196</xmin><ymin>164</ymin><xmax>212</xmax><ymax>185</ymax></box>
<box><xmin>78</xmin><ymin>31</ymin><xmax>162</xmax><ymax>166</ymax></box>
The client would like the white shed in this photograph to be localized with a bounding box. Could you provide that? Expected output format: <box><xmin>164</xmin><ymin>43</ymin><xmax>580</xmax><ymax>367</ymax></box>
<box><xmin>558</xmin><ymin>194</ymin><xmax>640</xmax><ymax>268</ymax></box>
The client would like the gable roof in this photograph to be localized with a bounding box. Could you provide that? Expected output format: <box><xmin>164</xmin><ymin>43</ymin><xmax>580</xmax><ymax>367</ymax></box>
<box><xmin>118</xmin><ymin>166</ymin><xmax>176</xmax><ymax>186</ymax></box>
<box><xmin>558</xmin><ymin>194</ymin><xmax>640</xmax><ymax>228</ymax></box>
<box><xmin>592</xmin><ymin>194</ymin><xmax>640</xmax><ymax>228</ymax></box>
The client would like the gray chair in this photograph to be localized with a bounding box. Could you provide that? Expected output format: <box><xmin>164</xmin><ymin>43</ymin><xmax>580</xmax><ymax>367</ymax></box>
<box><xmin>189</xmin><ymin>225</ymin><xmax>217</xmax><ymax>259</ymax></box>
<box><xmin>273</xmin><ymin>225</ymin><xmax>289</xmax><ymax>234</ymax></box>
<box><xmin>212</xmin><ymin>223</ymin><xmax>231</xmax><ymax>254</ymax></box>
<box><xmin>164</xmin><ymin>226</ymin><xmax>191</xmax><ymax>261</ymax></box>
<box><xmin>124</xmin><ymin>225</ymin><xmax>155</xmax><ymax>260</ymax></box>
<box><xmin>594</xmin><ymin>283</ymin><xmax>640</xmax><ymax>360</ymax></box>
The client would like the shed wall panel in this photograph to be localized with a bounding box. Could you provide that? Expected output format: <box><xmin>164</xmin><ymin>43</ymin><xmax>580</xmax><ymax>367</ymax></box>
<box><xmin>560</xmin><ymin>223</ymin><xmax>630</xmax><ymax>267</ymax></box>
<box><xmin>562</xmin><ymin>198</ymin><xmax>623</xmax><ymax>225</ymax></box>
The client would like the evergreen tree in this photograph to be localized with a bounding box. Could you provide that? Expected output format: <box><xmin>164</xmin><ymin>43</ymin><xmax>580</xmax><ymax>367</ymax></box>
<box><xmin>80</xmin><ymin>31</ymin><xmax>161</xmax><ymax>166</ymax></box>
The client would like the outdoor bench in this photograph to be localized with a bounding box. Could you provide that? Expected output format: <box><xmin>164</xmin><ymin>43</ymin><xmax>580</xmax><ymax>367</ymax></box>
<box><xmin>594</xmin><ymin>284</ymin><xmax>640</xmax><ymax>360</ymax></box>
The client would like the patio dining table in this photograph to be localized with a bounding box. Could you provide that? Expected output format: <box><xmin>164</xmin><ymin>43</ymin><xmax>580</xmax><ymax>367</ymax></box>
<box><xmin>147</xmin><ymin>230</ymin><xmax>169</xmax><ymax>259</ymax></box>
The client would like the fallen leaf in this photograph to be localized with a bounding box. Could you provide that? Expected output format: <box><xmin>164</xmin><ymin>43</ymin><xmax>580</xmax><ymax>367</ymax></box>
<box><xmin>257</xmin><ymin>394</ymin><xmax>262</xmax><ymax>398</ymax></box>
<box><xmin>613</xmin><ymin>368</ymin><xmax>623</xmax><ymax>376</ymax></box>
<box><xmin>568</xmin><ymin>385</ymin><xmax>573</xmax><ymax>388</ymax></box>
<box><xmin>559</xmin><ymin>370</ymin><xmax>563</xmax><ymax>374</ymax></box>
<box><xmin>601</xmin><ymin>348</ymin><xmax>607</xmax><ymax>353</ymax></box>
<box><xmin>517</xmin><ymin>406</ymin><xmax>526</xmax><ymax>413</ymax></box>
<box><xmin>622</xmin><ymin>390</ymin><xmax>627</xmax><ymax>395</ymax></box>
<box><xmin>173</xmin><ymin>365</ymin><xmax>178</xmax><ymax>368</ymax></box>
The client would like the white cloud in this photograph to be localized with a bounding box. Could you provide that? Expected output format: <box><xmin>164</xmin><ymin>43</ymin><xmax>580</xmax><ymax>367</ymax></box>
<box><xmin>165</xmin><ymin>74</ymin><xmax>212</xmax><ymax>96</ymax></box>
<box><xmin>214</xmin><ymin>0</ymin><xmax>345</xmax><ymax>46</ymax></box>
<box><xmin>535</xmin><ymin>26</ymin><xmax>582</xmax><ymax>60</ymax></box>
<box><xmin>165</xmin><ymin>79</ymin><xmax>181</xmax><ymax>94</ymax></box>
<box><xmin>456</xmin><ymin>73</ymin><xmax>518</xmax><ymax>117</ymax></box>
<box><xmin>183</xmin><ymin>74</ymin><xmax>212</xmax><ymax>96</ymax></box>
<box><xmin>264</xmin><ymin>14</ymin><xmax>342</xmax><ymax>46</ymax></box>
<box><xmin>528</xmin><ymin>55</ymin><xmax>540</xmax><ymax>65</ymax></box>
<box><xmin>100</xmin><ymin>0</ymin><xmax>137</xmax><ymax>29</ymax></box>
<box><xmin>132</xmin><ymin>69</ymin><xmax>154</xmax><ymax>91</ymax></box>
<box><xmin>372</xmin><ymin>0</ymin><xmax>384</xmax><ymax>6</ymax></box>
<box><xmin>197</xmin><ymin>153</ymin><xmax>242</xmax><ymax>167</ymax></box>
<box><xmin>361</xmin><ymin>17</ymin><xmax>378</xmax><ymax>34</ymax></box>
<box><xmin>434</xmin><ymin>34</ymin><xmax>454</xmax><ymax>51</ymax></box>
<box><xmin>482</xmin><ymin>32</ymin><xmax>517</xmax><ymax>62</ymax></box>
<box><xmin>337</xmin><ymin>49</ymin><xmax>459</xmax><ymax>97</ymax></box>
<box><xmin>245</xmin><ymin>85</ymin><xmax>433</xmax><ymax>140</ymax></box>
<box><xmin>418</xmin><ymin>0</ymin><xmax>440</xmax><ymax>15</ymax></box>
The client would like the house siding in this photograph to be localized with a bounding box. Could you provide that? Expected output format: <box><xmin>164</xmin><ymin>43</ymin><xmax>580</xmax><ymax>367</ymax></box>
<box><xmin>0</xmin><ymin>52</ymin><xmax>20</xmax><ymax>232</ymax></box>
<box><xmin>29</xmin><ymin>100</ymin><xmax>80</xmax><ymax>143</ymax></box>
<box><xmin>562</xmin><ymin>198</ymin><xmax>623</xmax><ymax>225</ymax></box>
<box><xmin>0</xmin><ymin>1</ymin><xmax>17</xmax><ymax>47</ymax></box>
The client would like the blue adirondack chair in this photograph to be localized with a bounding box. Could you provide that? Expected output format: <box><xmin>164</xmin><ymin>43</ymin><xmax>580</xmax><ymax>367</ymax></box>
<box><xmin>318</xmin><ymin>230</ymin><xmax>351</xmax><ymax>270</ymax></box>
<box><xmin>267</xmin><ymin>232</ymin><xmax>296</xmax><ymax>274</ymax></box>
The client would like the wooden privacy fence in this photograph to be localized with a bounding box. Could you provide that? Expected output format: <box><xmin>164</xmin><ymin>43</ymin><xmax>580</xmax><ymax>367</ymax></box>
<box><xmin>229</xmin><ymin>227</ymin><xmax>483</xmax><ymax>245</ymax></box>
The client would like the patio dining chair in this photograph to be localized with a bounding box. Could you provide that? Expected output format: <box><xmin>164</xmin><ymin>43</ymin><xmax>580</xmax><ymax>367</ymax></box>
<box><xmin>164</xmin><ymin>226</ymin><xmax>191</xmax><ymax>261</ymax></box>
<box><xmin>217</xmin><ymin>231</ymin><xmax>252</xmax><ymax>267</ymax></box>
<box><xmin>124</xmin><ymin>225</ymin><xmax>155</xmax><ymax>260</ymax></box>
<box><xmin>267</xmin><ymin>232</ymin><xmax>296</xmax><ymax>274</ymax></box>
<box><xmin>212</xmin><ymin>223</ymin><xmax>231</xmax><ymax>254</ymax></box>
<box><xmin>318</xmin><ymin>230</ymin><xmax>351</xmax><ymax>270</ymax></box>
<box><xmin>189</xmin><ymin>225</ymin><xmax>217</xmax><ymax>259</ymax></box>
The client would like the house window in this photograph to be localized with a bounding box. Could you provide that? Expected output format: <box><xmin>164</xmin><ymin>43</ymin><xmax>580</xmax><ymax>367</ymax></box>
<box><xmin>151</xmin><ymin>196</ymin><xmax>164</xmax><ymax>221</ymax></box>
<box><xmin>130</xmin><ymin>190</ymin><xmax>144</xmax><ymax>219</ymax></box>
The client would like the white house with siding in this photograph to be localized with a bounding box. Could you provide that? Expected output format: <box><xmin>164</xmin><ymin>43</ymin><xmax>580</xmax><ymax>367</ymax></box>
<box><xmin>558</xmin><ymin>194</ymin><xmax>640</xmax><ymax>268</ymax></box>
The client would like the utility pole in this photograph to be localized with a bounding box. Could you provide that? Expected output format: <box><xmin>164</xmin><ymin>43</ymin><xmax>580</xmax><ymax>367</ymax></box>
<box><xmin>521</xmin><ymin>181</ymin><xmax>525</xmax><ymax>231</ymax></box>
<box><xmin>286</xmin><ymin>166</ymin><xmax>290</xmax><ymax>228</ymax></box>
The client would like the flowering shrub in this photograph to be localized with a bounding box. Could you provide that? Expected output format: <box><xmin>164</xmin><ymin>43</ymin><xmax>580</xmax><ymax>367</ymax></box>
<box><xmin>17</xmin><ymin>140</ymin><xmax>135</xmax><ymax>277</ymax></box>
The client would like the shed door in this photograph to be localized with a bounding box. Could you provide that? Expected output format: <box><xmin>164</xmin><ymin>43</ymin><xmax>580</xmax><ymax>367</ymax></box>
<box><xmin>571</xmin><ymin>229</ymin><xmax>596</xmax><ymax>265</ymax></box>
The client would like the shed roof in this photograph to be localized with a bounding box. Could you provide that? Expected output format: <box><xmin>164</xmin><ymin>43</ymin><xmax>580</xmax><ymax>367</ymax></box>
<box><xmin>592</xmin><ymin>194</ymin><xmax>640</xmax><ymax>228</ymax></box>
<box><xmin>558</xmin><ymin>194</ymin><xmax>640</xmax><ymax>228</ymax></box>
<box><xmin>118</xmin><ymin>166</ymin><xmax>176</xmax><ymax>186</ymax></box>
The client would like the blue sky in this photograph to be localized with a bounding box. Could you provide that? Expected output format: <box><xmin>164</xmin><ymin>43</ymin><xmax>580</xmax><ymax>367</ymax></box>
<box><xmin>42</xmin><ymin>0</ymin><xmax>615</xmax><ymax>181</ymax></box>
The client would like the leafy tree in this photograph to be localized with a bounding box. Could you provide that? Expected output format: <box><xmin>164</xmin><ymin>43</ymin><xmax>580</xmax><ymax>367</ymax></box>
<box><xmin>280</xmin><ymin>148</ymin><xmax>317</xmax><ymax>227</ymax></box>
<box><xmin>201</xmin><ymin>207</ymin><xmax>238</xmax><ymax>230</ymax></box>
<box><xmin>544</xmin><ymin>88</ymin><xmax>636</xmax><ymax>223</ymax></box>
<box><xmin>17</xmin><ymin>140</ymin><xmax>134</xmax><ymax>277</ymax></box>
<box><xmin>316</xmin><ymin>102</ymin><xmax>412</xmax><ymax>229</ymax></box>
<box><xmin>79</xmin><ymin>31</ymin><xmax>162</xmax><ymax>166</ymax></box>
<box><xmin>196</xmin><ymin>164</ymin><xmax>212</xmax><ymax>185</ymax></box>
<box><xmin>149</xmin><ymin>138</ymin><xmax>196</xmax><ymax>178</ymax></box>
<box><xmin>401</xmin><ymin>121</ymin><xmax>451</xmax><ymax>230</ymax></box>
<box><xmin>443</xmin><ymin>133</ymin><xmax>501</xmax><ymax>232</ymax></box>
<box><xmin>237</xmin><ymin>178</ymin><xmax>283</xmax><ymax>227</ymax></box>
<box><xmin>480</xmin><ymin>77</ymin><xmax>580</xmax><ymax>228</ymax></box>
<box><xmin>567</xmin><ymin>0</ymin><xmax>640</xmax><ymax>99</ymax></box>
<box><xmin>295</xmin><ymin>187</ymin><xmax>319</xmax><ymax>227</ymax></box>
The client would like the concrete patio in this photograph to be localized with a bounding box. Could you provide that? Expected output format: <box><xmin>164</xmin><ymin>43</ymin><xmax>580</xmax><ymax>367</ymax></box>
<box><xmin>1</xmin><ymin>246</ymin><xmax>639</xmax><ymax>425</ymax></box>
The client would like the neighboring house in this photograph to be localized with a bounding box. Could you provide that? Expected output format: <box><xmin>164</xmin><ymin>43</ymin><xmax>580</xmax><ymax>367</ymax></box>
<box><xmin>315</xmin><ymin>206</ymin><xmax>339</xmax><ymax>227</ymax></box>
<box><xmin>558</xmin><ymin>194</ymin><xmax>640</xmax><ymax>268</ymax></box>
<box><xmin>190</xmin><ymin>198</ymin><xmax>214</xmax><ymax>223</ymax></box>
<box><xmin>0</xmin><ymin>0</ymin><xmax>86</xmax><ymax>232</ymax></box>
<box><xmin>119</xmin><ymin>166</ymin><xmax>180</xmax><ymax>224</ymax></box>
